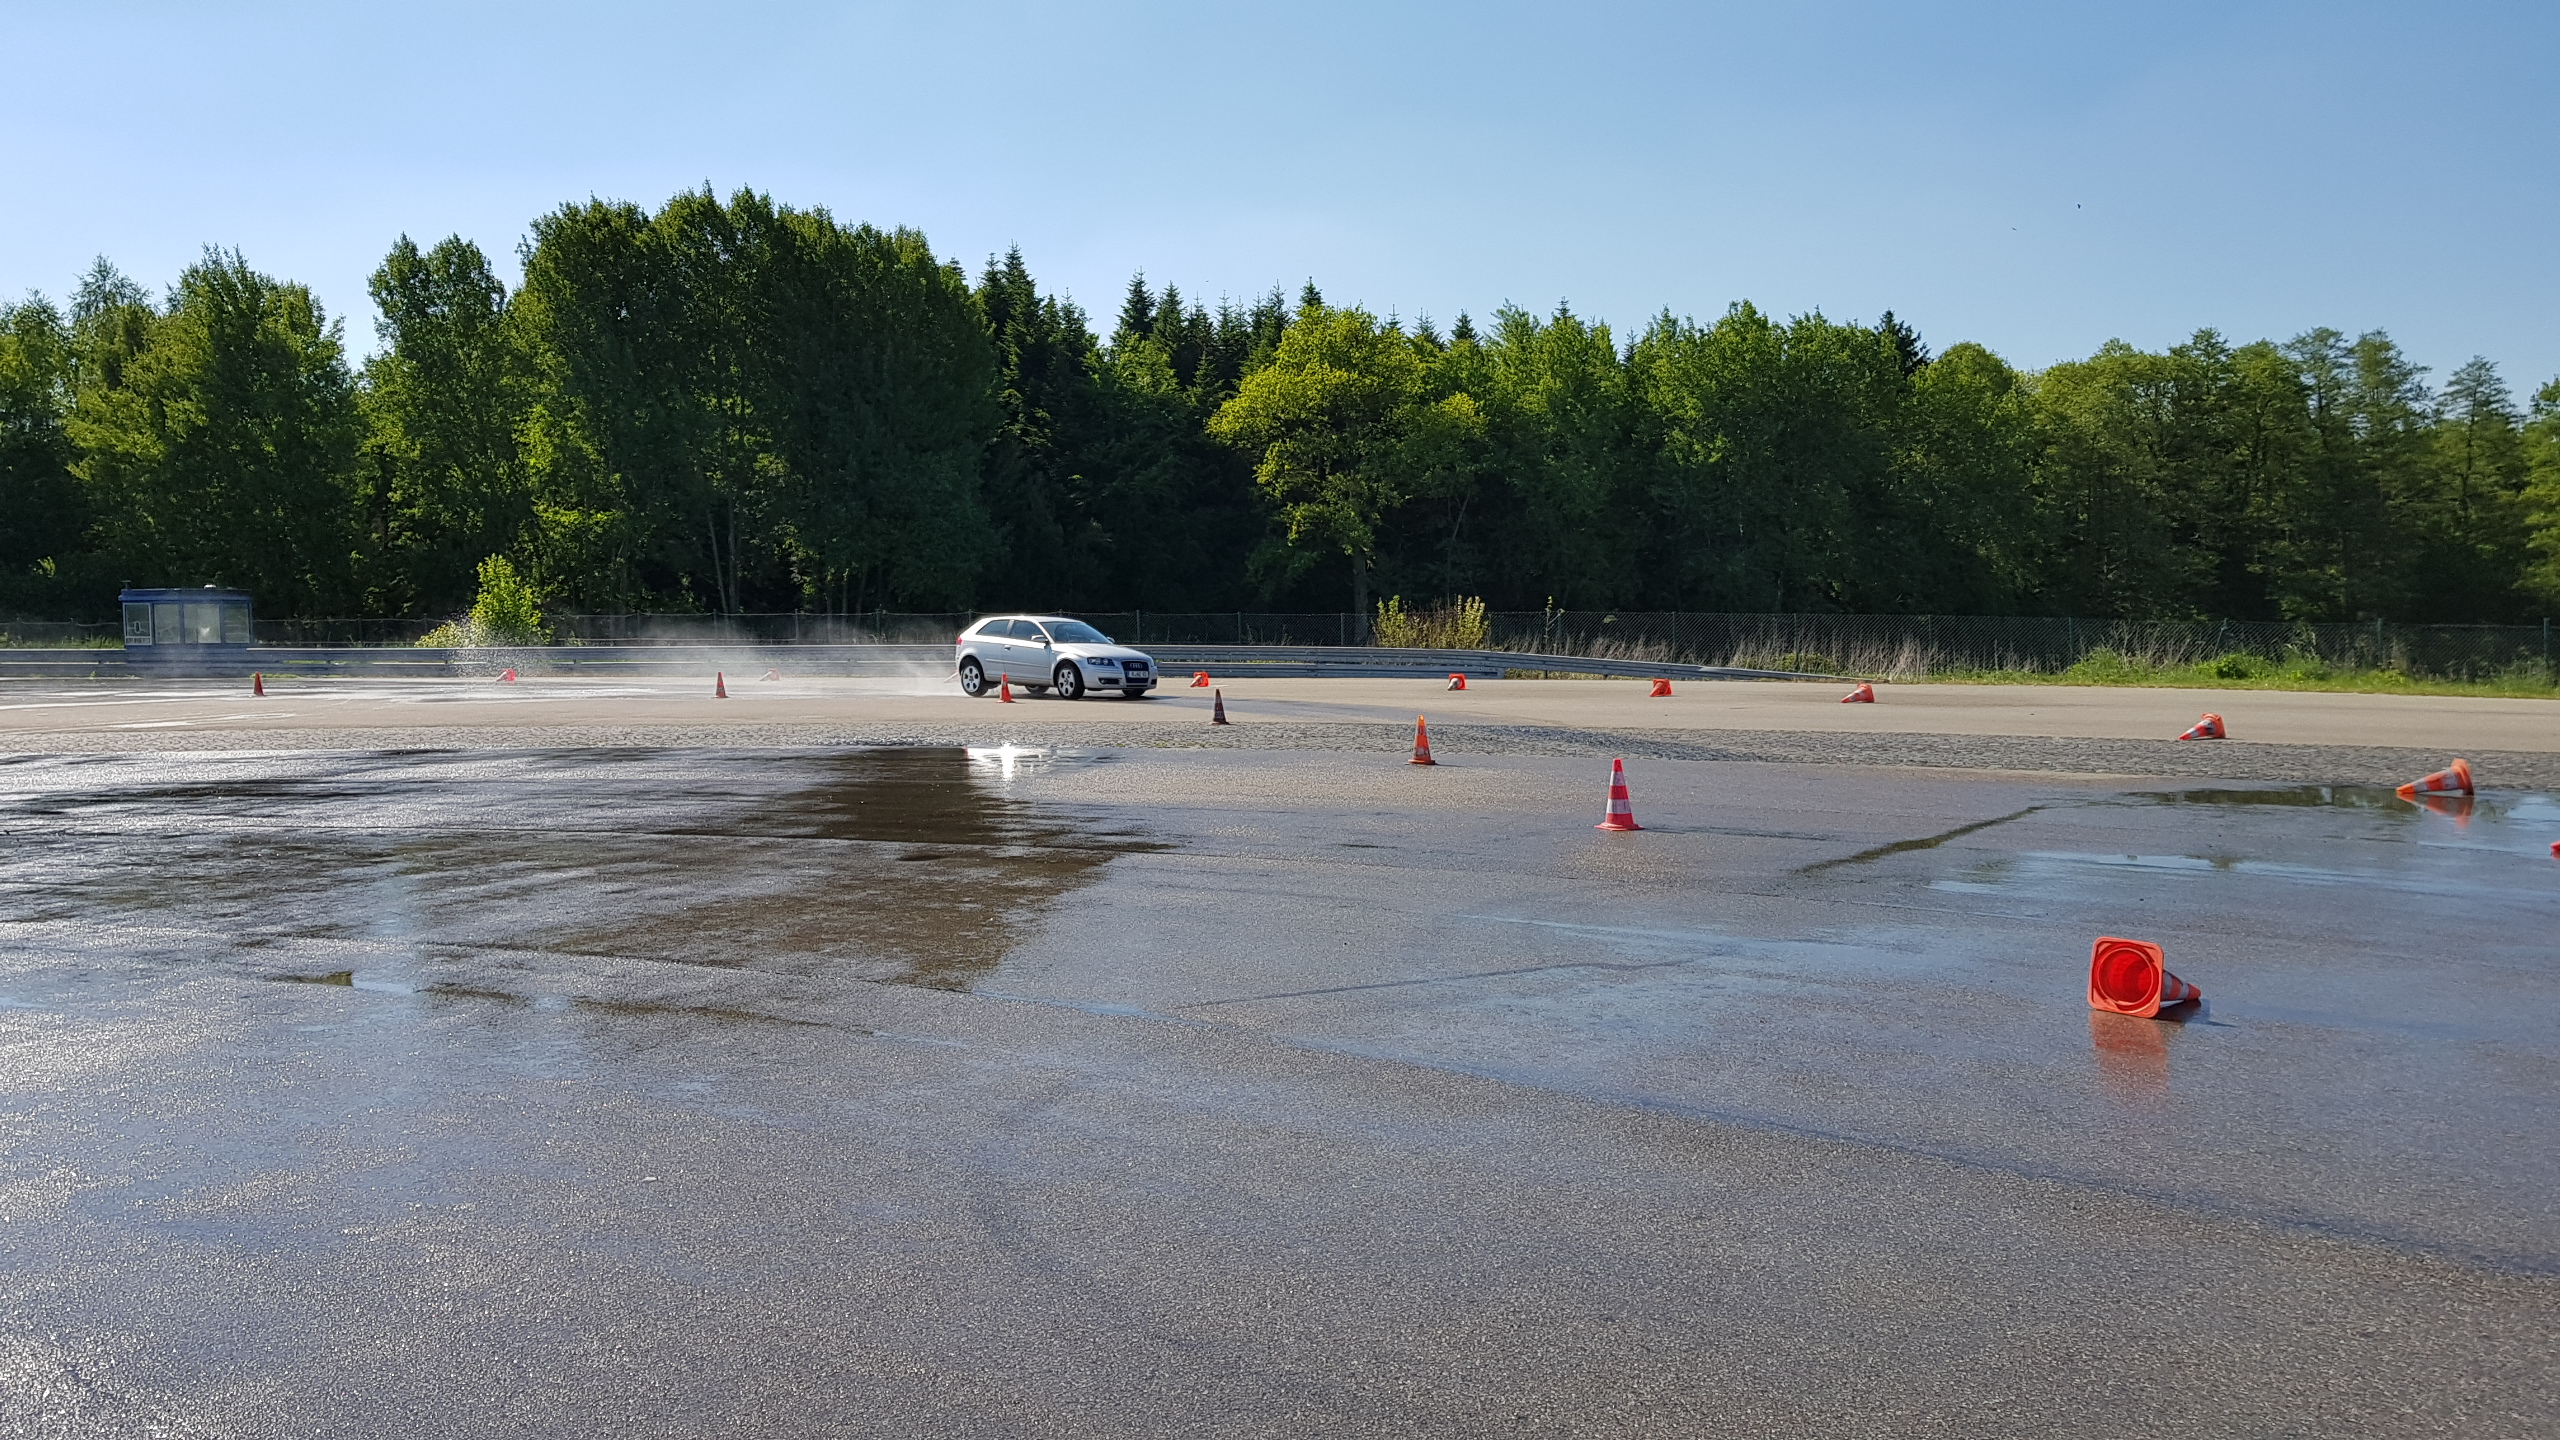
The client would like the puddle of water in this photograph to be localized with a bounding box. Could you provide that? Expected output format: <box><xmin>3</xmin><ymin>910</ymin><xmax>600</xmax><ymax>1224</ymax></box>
<box><xmin>0</xmin><ymin>747</ymin><xmax>1165</xmax><ymax>996</ymax></box>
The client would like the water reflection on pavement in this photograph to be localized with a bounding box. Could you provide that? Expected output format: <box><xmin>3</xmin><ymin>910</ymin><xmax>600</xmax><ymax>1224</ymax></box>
<box><xmin>1</xmin><ymin>746</ymin><xmax>2556</xmax><ymax>1438</ymax></box>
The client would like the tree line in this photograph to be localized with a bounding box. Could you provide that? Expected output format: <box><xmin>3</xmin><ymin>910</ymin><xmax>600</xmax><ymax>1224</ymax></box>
<box><xmin>4</xmin><ymin>185</ymin><xmax>2556</xmax><ymax>626</ymax></box>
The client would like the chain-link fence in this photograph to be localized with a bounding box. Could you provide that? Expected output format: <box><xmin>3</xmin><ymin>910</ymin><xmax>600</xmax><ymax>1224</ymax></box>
<box><xmin>7</xmin><ymin>608</ymin><xmax>2554</xmax><ymax>682</ymax></box>
<box><xmin>1477</xmin><ymin>612</ymin><xmax>2559</xmax><ymax>682</ymax></box>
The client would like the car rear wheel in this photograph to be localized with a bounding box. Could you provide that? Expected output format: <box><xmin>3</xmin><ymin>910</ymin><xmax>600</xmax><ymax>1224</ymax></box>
<box><xmin>959</xmin><ymin>658</ymin><xmax>986</xmax><ymax>696</ymax></box>
<box><xmin>1053</xmin><ymin>662</ymin><xmax>1084</xmax><ymax>700</ymax></box>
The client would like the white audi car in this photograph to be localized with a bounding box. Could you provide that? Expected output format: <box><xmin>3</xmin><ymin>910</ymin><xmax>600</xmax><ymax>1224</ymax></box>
<box><xmin>955</xmin><ymin>616</ymin><xmax>1158</xmax><ymax>699</ymax></box>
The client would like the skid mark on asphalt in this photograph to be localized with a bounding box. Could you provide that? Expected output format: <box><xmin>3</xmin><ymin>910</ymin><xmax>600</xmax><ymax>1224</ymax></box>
<box><xmin>1793</xmin><ymin>805</ymin><xmax>2046</xmax><ymax>874</ymax></box>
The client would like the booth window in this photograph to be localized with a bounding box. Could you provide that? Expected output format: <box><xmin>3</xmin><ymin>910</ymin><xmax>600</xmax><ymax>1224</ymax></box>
<box><xmin>154</xmin><ymin>604</ymin><xmax>185</xmax><ymax>644</ymax></box>
<box><xmin>123</xmin><ymin>604</ymin><xmax>153</xmax><ymax>645</ymax></box>
<box><xmin>222</xmin><ymin>606</ymin><xmax>252</xmax><ymax>643</ymax></box>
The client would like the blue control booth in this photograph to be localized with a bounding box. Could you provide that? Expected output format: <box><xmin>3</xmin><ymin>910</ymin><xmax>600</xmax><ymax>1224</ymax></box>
<box><xmin>121</xmin><ymin>587</ymin><xmax>255</xmax><ymax>664</ymax></box>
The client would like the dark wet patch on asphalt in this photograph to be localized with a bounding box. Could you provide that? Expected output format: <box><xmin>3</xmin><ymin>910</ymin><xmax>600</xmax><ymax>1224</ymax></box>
<box><xmin>1793</xmin><ymin>806</ymin><xmax>2046</xmax><ymax>874</ymax></box>
<box><xmin>0</xmin><ymin>747</ymin><xmax>1167</xmax><ymax>997</ymax></box>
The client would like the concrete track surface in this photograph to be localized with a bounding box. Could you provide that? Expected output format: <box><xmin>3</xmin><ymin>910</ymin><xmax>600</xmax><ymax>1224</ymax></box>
<box><xmin>2</xmin><ymin>681</ymin><xmax>2557</xmax><ymax>1437</ymax></box>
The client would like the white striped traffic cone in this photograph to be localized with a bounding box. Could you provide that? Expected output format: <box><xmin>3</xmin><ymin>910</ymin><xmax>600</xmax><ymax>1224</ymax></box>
<box><xmin>1596</xmin><ymin>757</ymin><xmax>1642</xmax><ymax>831</ymax></box>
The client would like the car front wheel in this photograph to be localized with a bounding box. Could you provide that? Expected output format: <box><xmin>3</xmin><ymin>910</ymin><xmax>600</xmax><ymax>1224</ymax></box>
<box><xmin>1053</xmin><ymin>662</ymin><xmax>1084</xmax><ymax>700</ymax></box>
<box><xmin>959</xmin><ymin>658</ymin><xmax>986</xmax><ymax>696</ymax></box>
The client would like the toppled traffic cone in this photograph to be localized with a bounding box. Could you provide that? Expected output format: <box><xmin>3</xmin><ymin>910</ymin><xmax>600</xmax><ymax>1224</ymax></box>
<box><xmin>998</xmin><ymin>674</ymin><xmax>1014</xmax><ymax>703</ymax></box>
<box><xmin>1410</xmin><ymin>715</ymin><xmax>1436</xmax><ymax>765</ymax></box>
<box><xmin>1446</xmin><ymin>673</ymin><xmax>1467</xmax><ymax>691</ymax></box>
<box><xmin>1596</xmin><ymin>757</ymin><xmax>1642</xmax><ymax>831</ymax></box>
<box><xmin>498</xmin><ymin>668</ymin><xmax>517</xmax><ymax>684</ymax></box>
<box><xmin>252</xmin><ymin>672</ymin><xmax>264</xmax><ymax>696</ymax></box>
<box><xmin>714</xmin><ymin>671</ymin><xmax>728</xmax><ymax>699</ymax></box>
<box><xmin>2396</xmin><ymin>757</ymin><xmax>2473</xmax><ymax>799</ymax></box>
<box><xmin>1648</xmin><ymin>677</ymin><xmax>1673</xmax><ymax>698</ymax></box>
<box><xmin>2176</xmin><ymin>712</ymin><xmax>2225</xmax><ymax>741</ymax></box>
<box><xmin>2088</xmin><ymin>936</ymin><xmax>2201</xmax><ymax>1018</ymax></box>
<box><xmin>761</xmin><ymin>669</ymin><xmax>779</xmax><ymax>681</ymax></box>
<box><xmin>1841</xmin><ymin>682</ymin><xmax>1876</xmax><ymax>703</ymax></box>
<box><xmin>1189</xmin><ymin>671</ymin><xmax>1211</xmax><ymax>688</ymax></box>
<box><xmin>1210</xmin><ymin>688</ymin><xmax>1229</xmax><ymax>725</ymax></box>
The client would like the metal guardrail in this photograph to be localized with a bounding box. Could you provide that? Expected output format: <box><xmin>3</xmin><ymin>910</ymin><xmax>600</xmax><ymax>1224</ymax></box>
<box><xmin>1148</xmin><ymin>646</ymin><xmax>1852</xmax><ymax>682</ymax></box>
<box><xmin>0</xmin><ymin>643</ymin><xmax>1853</xmax><ymax>683</ymax></box>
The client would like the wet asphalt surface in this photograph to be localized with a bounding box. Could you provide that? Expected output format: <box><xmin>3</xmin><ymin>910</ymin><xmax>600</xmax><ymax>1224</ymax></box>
<box><xmin>1</xmin><ymin>744</ymin><xmax>2556</xmax><ymax>1437</ymax></box>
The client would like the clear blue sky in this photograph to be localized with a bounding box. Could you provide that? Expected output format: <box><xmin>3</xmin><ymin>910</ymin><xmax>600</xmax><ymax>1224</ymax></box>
<box><xmin>7</xmin><ymin>0</ymin><xmax>2556</xmax><ymax>391</ymax></box>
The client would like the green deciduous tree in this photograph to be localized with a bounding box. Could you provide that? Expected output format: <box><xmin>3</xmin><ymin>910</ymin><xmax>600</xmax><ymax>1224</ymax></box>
<box><xmin>1207</xmin><ymin>303</ymin><xmax>1483</xmax><ymax>617</ymax></box>
<box><xmin>0</xmin><ymin>296</ymin><xmax>85</xmax><ymax>614</ymax></box>
<box><xmin>67</xmin><ymin>250</ymin><xmax>363</xmax><ymax>613</ymax></box>
<box><xmin>361</xmin><ymin>235</ymin><xmax>536</xmax><ymax>617</ymax></box>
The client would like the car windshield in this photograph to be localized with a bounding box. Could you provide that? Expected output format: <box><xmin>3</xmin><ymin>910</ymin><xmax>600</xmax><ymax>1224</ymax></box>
<box><xmin>1041</xmin><ymin>620</ymin><xmax>1109</xmax><ymax>644</ymax></box>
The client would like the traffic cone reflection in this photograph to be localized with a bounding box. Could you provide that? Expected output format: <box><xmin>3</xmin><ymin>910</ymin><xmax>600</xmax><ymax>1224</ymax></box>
<box><xmin>1410</xmin><ymin>716</ymin><xmax>1436</xmax><ymax>764</ymax></box>
<box><xmin>2087</xmin><ymin>936</ymin><xmax>2202</xmax><ymax>1019</ymax></box>
<box><xmin>2413</xmin><ymin>793</ymin><xmax>2474</xmax><ymax>828</ymax></box>
<box><xmin>1841</xmin><ymin>682</ymin><xmax>1876</xmax><ymax>703</ymax></box>
<box><xmin>2396</xmin><ymin>758</ymin><xmax>2473</xmax><ymax>799</ymax></box>
<box><xmin>1596</xmin><ymin>758</ymin><xmax>1642</xmax><ymax>831</ymax></box>
<box><xmin>2176</xmin><ymin>712</ymin><xmax>2225</xmax><ymax>740</ymax></box>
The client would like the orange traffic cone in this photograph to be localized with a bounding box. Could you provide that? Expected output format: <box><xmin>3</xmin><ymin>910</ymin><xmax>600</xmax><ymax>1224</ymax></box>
<box><xmin>1596</xmin><ymin>758</ymin><xmax>1642</xmax><ymax>831</ymax></box>
<box><xmin>714</xmin><ymin>671</ymin><xmax>728</xmax><ymax>698</ymax></box>
<box><xmin>1841</xmin><ymin>682</ymin><xmax>1876</xmax><ymax>703</ymax></box>
<box><xmin>2396</xmin><ymin>758</ymin><xmax>2473</xmax><ymax>799</ymax></box>
<box><xmin>1648</xmin><ymin>677</ymin><xmax>1673</xmax><ymax>698</ymax></box>
<box><xmin>2088</xmin><ymin>936</ymin><xmax>2201</xmax><ymax>1018</ymax></box>
<box><xmin>762</xmin><ymin>669</ymin><xmax>779</xmax><ymax>681</ymax></box>
<box><xmin>1210</xmin><ymin>688</ymin><xmax>1229</xmax><ymax>724</ymax></box>
<box><xmin>1189</xmin><ymin>671</ymin><xmax>1211</xmax><ymax>688</ymax></box>
<box><xmin>1410</xmin><ymin>716</ymin><xmax>1436</xmax><ymax>764</ymax></box>
<box><xmin>1446</xmin><ymin>673</ymin><xmax>1467</xmax><ymax>691</ymax></box>
<box><xmin>2176</xmin><ymin>712</ymin><xmax>2224</xmax><ymax>740</ymax></box>
<box><xmin>498</xmin><ymin>668</ymin><xmax>517</xmax><ymax>684</ymax></box>
<box><xmin>999</xmin><ymin>674</ymin><xmax>1014</xmax><ymax>703</ymax></box>
<box><xmin>252</xmin><ymin>672</ymin><xmax>264</xmax><ymax>696</ymax></box>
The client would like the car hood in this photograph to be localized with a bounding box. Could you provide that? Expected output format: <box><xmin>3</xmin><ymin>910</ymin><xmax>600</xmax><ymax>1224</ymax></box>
<box><xmin>1054</xmin><ymin>643</ymin><xmax>1154</xmax><ymax>664</ymax></box>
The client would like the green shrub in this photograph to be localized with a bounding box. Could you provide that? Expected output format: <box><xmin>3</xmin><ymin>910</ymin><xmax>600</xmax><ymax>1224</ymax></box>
<box><xmin>415</xmin><ymin>556</ymin><xmax>551</xmax><ymax>648</ymax></box>
<box><xmin>1373</xmin><ymin>596</ymin><xmax>1489</xmax><ymax>650</ymax></box>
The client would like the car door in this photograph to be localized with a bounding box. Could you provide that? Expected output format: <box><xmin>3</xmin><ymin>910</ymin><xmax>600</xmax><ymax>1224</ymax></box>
<box><xmin>1017</xmin><ymin>619</ymin><xmax>1058</xmax><ymax>684</ymax></box>
<box><xmin>995</xmin><ymin>619</ymin><xmax>1040</xmax><ymax>685</ymax></box>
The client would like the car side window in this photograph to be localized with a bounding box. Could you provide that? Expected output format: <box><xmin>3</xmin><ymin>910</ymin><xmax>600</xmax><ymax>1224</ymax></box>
<box><xmin>1024</xmin><ymin>622</ymin><xmax>1051</xmax><ymax>645</ymax></box>
<box><xmin>1004</xmin><ymin>619</ymin><xmax>1034</xmax><ymax>640</ymax></box>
